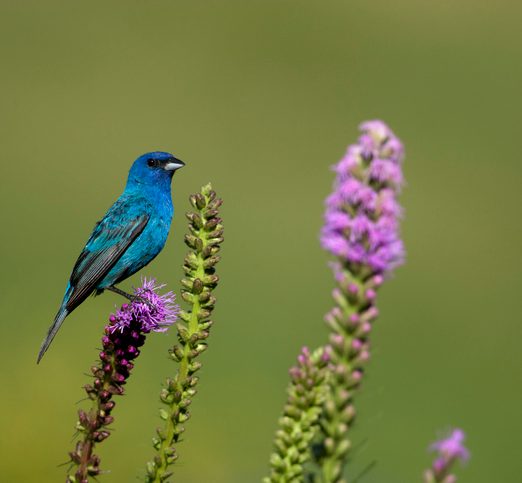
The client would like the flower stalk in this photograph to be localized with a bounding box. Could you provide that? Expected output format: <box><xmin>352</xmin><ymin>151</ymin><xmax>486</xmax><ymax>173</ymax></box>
<box><xmin>314</xmin><ymin>121</ymin><xmax>405</xmax><ymax>482</ymax></box>
<box><xmin>264</xmin><ymin>347</ymin><xmax>331</xmax><ymax>483</ymax></box>
<box><xmin>145</xmin><ymin>183</ymin><xmax>223</xmax><ymax>483</ymax></box>
<box><xmin>67</xmin><ymin>280</ymin><xmax>178</xmax><ymax>482</ymax></box>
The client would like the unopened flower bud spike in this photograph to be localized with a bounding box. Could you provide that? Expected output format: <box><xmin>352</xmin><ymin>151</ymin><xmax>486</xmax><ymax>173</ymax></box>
<box><xmin>264</xmin><ymin>347</ymin><xmax>330</xmax><ymax>483</ymax></box>
<box><xmin>145</xmin><ymin>184</ymin><xmax>223</xmax><ymax>483</ymax></box>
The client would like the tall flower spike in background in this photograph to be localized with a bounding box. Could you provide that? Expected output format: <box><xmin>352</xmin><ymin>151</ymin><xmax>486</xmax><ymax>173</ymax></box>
<box><xmin>424</xmin><ymin>429</ymin><xmax>470</xmax><ymax>483</ymax></box>
<box><xmin>67</xmin><ymin>279</ymin><xmax>178</xmax><ymax>483</ymax></box>
<box><xmin>314</xmin><ymin>121</ymin><xmax>405</xmax><ymax>482</ymax></box>
<box><xmin>145</xmin><ymin>183</ymin><xmax>223</xmax><ymax>483</ymax></box>
<box><xmin>264</xmin><ymin>347</ymin><xmax>330</xmax><ymax>483</ymax></box>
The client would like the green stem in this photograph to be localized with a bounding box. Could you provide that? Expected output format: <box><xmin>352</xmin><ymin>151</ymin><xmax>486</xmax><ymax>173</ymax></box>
<box><xmin>145</xmin><ymin>184</ymin><xmax>223</xmax><ymax>483</ymax></box>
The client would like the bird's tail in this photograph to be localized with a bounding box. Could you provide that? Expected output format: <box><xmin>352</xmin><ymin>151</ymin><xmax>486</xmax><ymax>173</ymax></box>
<box><xmin>37</xmin><ymin>307</ymin><xmax>68</xmax><ymax>364</ymax></box>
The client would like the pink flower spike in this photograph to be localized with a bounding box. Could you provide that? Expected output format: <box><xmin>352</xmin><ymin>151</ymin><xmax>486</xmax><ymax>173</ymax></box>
<box><xmin>109</xmin><ymin>278</ymin><xmax>179</xmax><ymax>334</ymax></box>
<box><xmin>321</xmin><ymin>120</ymin><xmax>405</xmax><ymax>275</ymax></box>
<box><xmin>430</xmin><ymin>429</ymin><xmax>470</xmax><ymax>463</ymax></box>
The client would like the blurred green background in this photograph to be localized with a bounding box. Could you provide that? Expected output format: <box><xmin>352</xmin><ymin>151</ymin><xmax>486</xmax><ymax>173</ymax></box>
<box><xmin>1</xmin><ymin>1</ymin><xmax>521</xmax><ymax>482</ymax></box>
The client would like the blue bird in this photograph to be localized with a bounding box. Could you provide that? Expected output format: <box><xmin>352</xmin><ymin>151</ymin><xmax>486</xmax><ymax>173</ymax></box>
<box><xmin>37</xmin><ymin>151</ymin><xmax>185</xmax><ymax>363</ymax></box>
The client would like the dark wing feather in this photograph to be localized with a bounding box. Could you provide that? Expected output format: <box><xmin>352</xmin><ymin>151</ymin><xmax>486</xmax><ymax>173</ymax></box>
<box><xmin>65</xmin><ymin>207</ymin><xmax>149</xmax><ymax>312</ymax></box>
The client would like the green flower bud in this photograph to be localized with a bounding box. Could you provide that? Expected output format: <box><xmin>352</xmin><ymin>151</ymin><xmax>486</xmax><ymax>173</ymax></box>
<box><xmin>146</xmin><ymin>184</ymin><xmax>223</xmax><ymax>483</ymax></box>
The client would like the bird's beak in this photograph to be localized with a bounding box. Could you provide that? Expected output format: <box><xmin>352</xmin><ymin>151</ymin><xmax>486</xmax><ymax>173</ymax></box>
<box><xmin>163</xmin><ymin>157</ymin><xmax>185</xmax><ymax>171</ymax></box>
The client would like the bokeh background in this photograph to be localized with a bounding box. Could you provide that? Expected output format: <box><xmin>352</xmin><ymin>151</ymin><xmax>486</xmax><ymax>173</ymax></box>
<box><xmin>1</xmin><ymin>1</ymin><xmax>521</xmax><ymax>482</ymax></box>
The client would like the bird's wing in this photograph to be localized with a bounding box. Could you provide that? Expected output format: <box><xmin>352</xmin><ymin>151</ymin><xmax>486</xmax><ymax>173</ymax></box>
<box><xmin>65</xmin><ymin>197</ymin><xmax>150</xmax><ymax>312</ymax></box>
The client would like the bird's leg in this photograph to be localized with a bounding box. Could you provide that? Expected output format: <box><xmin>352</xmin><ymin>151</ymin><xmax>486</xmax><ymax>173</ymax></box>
<box><xmin>107</xmin><ymin>285</ymin><xmax>153</xmax><ymax>307</ymax></box>
<box><xmin>107</xmin><ymin>285</ymin><xmax>136</xmax><ymax>301</ymax></box>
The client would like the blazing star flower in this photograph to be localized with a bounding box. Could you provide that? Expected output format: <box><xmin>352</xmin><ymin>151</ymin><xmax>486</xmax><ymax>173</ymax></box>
<box><xmin>314</xmin><ymin>121</ymin><xmax>405</xmax><ymax>482</ymax></box>
<box><xmin>424</xmin><ymin>429</ymin><xmax>470</xmax><ymax>483</ymax></box>
<box><xmin>321</xmin><ymin>120</ymin><xmax>405</xmax><ymax>275</ymax></box>
<box><xmin>108</xmin><ymin>278</ymin><xmax>179</xmax><ymax>334</ymax></box>
<box><xmin>431</xmin><ymin>429</ymin><xmax>470</xmax><ymax>469</ymax></box>
<box><xmin>68</xmin><ymin>279</ymin><xmax>179</xmax><ymax>483</ymax></box>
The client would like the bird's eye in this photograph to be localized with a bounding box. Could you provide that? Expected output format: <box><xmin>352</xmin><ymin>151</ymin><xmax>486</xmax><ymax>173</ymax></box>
<box><xmin>147</xmin><ymin>158</ymin><xmax>156</xmax><ymax>167</ymax></box>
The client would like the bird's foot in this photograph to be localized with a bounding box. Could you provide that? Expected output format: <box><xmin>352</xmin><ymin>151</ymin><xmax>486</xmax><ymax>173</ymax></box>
<box><xmin>107</xmin><ymin>286</ymin><xmax>153</xmax><ymax>308</ymax></box>
<box><xmin>107</xmin><ymin>285</ymin><xmax>135</xmax><ymax>301</ymax></box>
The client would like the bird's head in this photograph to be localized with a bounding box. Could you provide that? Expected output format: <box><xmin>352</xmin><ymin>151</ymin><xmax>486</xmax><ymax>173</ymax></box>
<box><xmin>127</xmin><ymin>151</ymin><xmax>185</xmax><ymax>188</ymax></box>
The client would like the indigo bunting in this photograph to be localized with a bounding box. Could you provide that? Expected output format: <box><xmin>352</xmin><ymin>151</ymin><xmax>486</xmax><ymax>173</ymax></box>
<box><xmin>37</xmin><ymin>151</ymin><xmax>185</xmax><ymax>363</ymax></box>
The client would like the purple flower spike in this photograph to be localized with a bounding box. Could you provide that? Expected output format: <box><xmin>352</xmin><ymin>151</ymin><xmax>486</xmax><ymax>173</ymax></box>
<box><xmin>431</xmin><ymin>429</ymin><xmax>470</xmax><ymax>463</ymax></box>
<box><xmin>109</xmin><ymin>278</ymin><xmax>179</xmax><ymax>334</ymax></box>
<box><xmin>321</xmin><ymin>120</ymin><xmax>405</xmax><ymax>275</ymax></box>
<box><xmin>315</xmin><ymin>121</ymin><xmax>405</xmax><ymax>481</ymax></box>
<box><xmin>68</xmin><ymin>278</ymin><xmax>179</xmax><ymax>482</ymax></box>
<box><xmin>424</xmin><ymin>429</ymin><xmax>470</xmax><ymax>483</ymax></box>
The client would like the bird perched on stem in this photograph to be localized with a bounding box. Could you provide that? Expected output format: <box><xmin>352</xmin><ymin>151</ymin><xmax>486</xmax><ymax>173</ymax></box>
<box><xmin>37</xmin><ymin>151</ymin><xmax>185</xmax><ymax>363</ymax></box>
